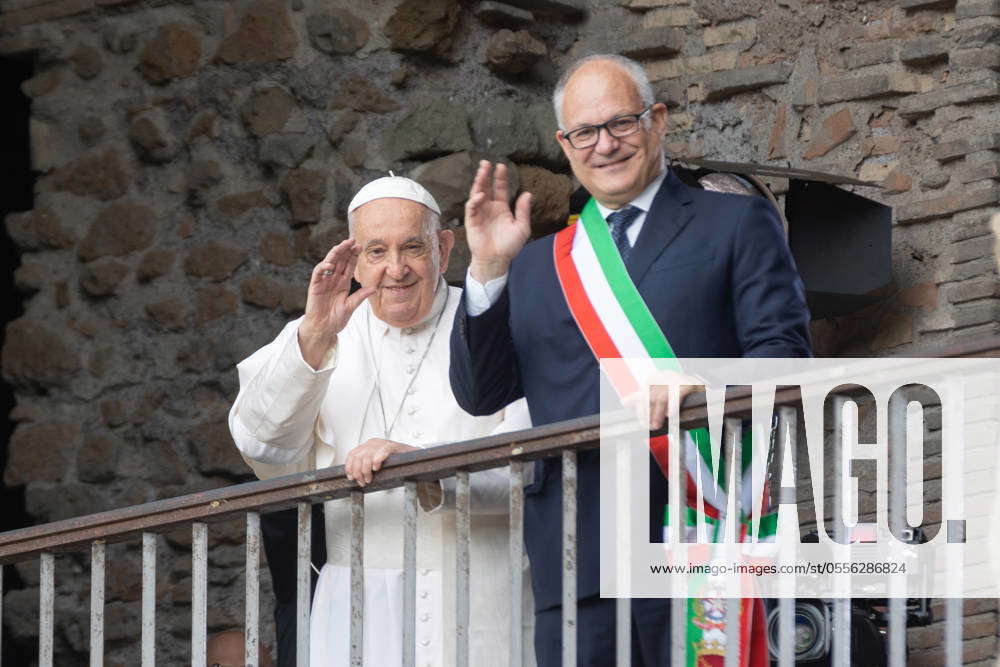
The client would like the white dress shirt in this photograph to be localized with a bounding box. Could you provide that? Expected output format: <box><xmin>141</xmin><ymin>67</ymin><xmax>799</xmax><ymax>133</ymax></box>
<box><xmin>229</xmin><ymin>282</ymin><xmax>534</xmax><ymax>667</ymax></box>
<box><xmin>465</xmin><ymin>169</ymin><xmax>668</xmax><ymax>315</ymax></box>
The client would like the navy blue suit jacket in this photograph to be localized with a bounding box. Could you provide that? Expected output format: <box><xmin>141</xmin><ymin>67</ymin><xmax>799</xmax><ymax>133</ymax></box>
<box><xmin>450</xmin><ymin>169</ymin><xmax>812</xmax><ymax>612</ymax></box>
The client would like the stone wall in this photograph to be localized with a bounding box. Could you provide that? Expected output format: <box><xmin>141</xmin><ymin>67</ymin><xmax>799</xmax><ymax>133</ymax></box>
<box><xmin>0</xmin><ymin>0</ymin><xmax>998</xmax><ymax>664</ymax></box>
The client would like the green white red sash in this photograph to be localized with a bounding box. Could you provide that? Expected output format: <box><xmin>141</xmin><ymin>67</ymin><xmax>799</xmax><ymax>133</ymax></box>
<box><xmin>552</xmin><ymin>197</ymin><xmax>771</xmax><ymax>667</ymax></box>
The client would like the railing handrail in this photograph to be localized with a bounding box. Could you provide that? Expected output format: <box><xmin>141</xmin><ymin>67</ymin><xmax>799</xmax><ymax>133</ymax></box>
<box><xmin>0</xmin><ymin>385</ymin><xmax>807</xmax><ymax>564</ymax></box>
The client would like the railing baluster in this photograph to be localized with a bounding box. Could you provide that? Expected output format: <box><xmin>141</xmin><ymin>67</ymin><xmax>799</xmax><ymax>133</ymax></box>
<box><xmin>945</xmin><ymin>597</ymin><xmax>962</xmax><ymax>666</ymax></box>
<box><xmin>246</xmin><ymin>511</ymin><xmax>261</xmax><ymax>667</ymax></box>
<box><xmin>90</xmin><ymin>541</ymin><xmax>105</xmax><ymax>667</ymax></box>
<box><xmin>297</xmin><ymin>502</ymin><xmax>312</xmax><ymax>667</ymax></box>
<box><xmin>887</xmin><ymin>393</ymin><xmax>906</xmax><ymax>667</ymax></box>
<box><xmin>509</xmin><ymin>462</ymin><xmax>525</xmax><ymax>667</ymax></box>
<box><xmin>191</xmin><ymin>522</ymin><xmax>207</xmax><ymax>667</ymax></box>
<box><xmin>724</xmin><ymin>418</ymin><xmax>742</xmax><ymax>667</ymax></box>
<box><xmin>562</xmin><ymin>450</ymin><xmax>577</xmax><ymax>667</ymax></box>
<box><xmin>350</xmin><ymin>493</ymin><xmax>364</xmax><ymax>667</ymax></box>
<box><xmin>456</xmin><ymin>471</ymin><xmax>471</xmax><ymax>667</ymax></box>
<box><xmin>777</xmin><ymin>407</ymin><xmax>796</xmax><ymax>667</ymax></box>
<box><xmin>403</xmin><ymin>482</ymin><xmax>418</xmax><ymax>667</ymax></box>
<box><xmin>142</xmin><ymin>532</ymin><xmax>157</xmax><ymax>667</ymax></box>
<box><xmin>39</xmin><ymin>552</ymin><xmax>54</xmax><ymax>667</ymax></box>
<box><xmin>830</xmin><ymin>395</ymin><xmax>851</xmax><ymax>667</ymax></box>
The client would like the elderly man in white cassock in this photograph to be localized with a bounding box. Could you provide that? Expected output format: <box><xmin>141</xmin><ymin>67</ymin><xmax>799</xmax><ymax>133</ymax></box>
<box><xmin>229</xmin><ymin>176</ymin><xmax>532</xmax><ymax>667</ymax></box>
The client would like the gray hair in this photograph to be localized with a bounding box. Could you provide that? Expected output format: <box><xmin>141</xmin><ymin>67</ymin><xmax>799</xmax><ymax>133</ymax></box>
<box><xmin>552</xmin><ymin>54</ymin><xmax>656</xmax><ymax>130</ymax></box>
<box><xmin>347</xmin><ymin>202</ymin><xmax>444</xmax><ymax>269</ymax></box>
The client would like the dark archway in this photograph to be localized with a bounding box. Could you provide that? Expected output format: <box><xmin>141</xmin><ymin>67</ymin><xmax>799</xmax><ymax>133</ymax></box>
<box><xmin>0</xmin><ymin>54</ymin><xmax>34</xmax><ymax>667</ymax></box>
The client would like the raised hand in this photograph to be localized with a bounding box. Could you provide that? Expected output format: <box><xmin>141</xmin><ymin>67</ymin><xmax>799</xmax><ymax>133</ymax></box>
<box><xmin>297</xmin><ymin>239</ymin><xmax>378</xmax><ymax>369</ymax></box>
<box><xmin>464</xmin><ymin>160</ymin><xmax>532</xmax><ymax>282</ymax></box>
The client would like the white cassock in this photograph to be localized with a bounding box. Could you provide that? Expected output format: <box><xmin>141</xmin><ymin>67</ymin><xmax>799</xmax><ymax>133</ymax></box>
<box><xmin>229</xmin><ymin>283</ymin><xmax>535</xmax><ymax>667</ymax></box>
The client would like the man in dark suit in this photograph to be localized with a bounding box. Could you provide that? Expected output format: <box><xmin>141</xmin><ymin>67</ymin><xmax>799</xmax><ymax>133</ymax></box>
<box><xmin>449</xmin><ymin>54</ymin><xmax>812</xmax><ymax>666</ymax></box>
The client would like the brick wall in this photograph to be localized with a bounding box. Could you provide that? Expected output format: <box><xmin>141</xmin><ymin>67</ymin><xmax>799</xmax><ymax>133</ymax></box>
<box><xmin>0</xmin><ymin>0</ymin><xmax>997</xmax><ymax>663</ymax></box>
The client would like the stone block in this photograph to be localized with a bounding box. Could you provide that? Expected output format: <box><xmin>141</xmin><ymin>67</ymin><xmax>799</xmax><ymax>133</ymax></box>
<box><xmin>1</xmin><ymin>317</ymin><xmax>81</xmax><ymax>390</ymax></box>
<box><xmin>619</xmin><ymin>27</ymin><xmax>684</xmax><ymax>59</ymax></box>
<box><xmin>702</xmin><ymin>19</ymin><xmax>756</xmax><ymax>47</ymax></box>
<box><xmin>485</xmin><ymin>29</ymin><xmax>547</xmax><ymax>75</ymax></box>
<box><xmin>896</xmin><ymin>187</ymin><xmax>1000</xmax><ymax>223</ymax></box>
<box><xmin>77</xmin><ymin>432</ymin><xmax>119</xmax><ymax>483</ymax></box>
<box><xmin>260</xmin><ymin>233</ymin><xmax>294</xmax><ymax>267</ymax></box>
<box><xmin>496</xmin><ymin>0</ymin><xmax>583</xmax><ymax>19</ymax></box>
<box><xmin>920</xmin><ymin>171</ymin><xmax>950</xmax><ymax>189</ymax></box>
<box><xmin>818</xmin><ymin>72</ymin><xmax>931</xmax><ymax>105</ymax></box>
<box><xmin>654</xmin><ymin>79</ymin><xmax>686</xmax><ymax>108</ymax></box>
<box><xmin>80</xmin><ymin>258</ymin><xmax>129</xmax><ymax>296</ymax></box>
<box><xmin>950</xmin><ymin>256</ymin><xmax>996</xmax><ymax>281</ymax></box>
<box><xmin>901</xmin><ymin>0</ymin><xmax>956</xmax><ymax>8</ymax></box>
<box><xmin>767</xmin><ymin>104</ymin><xmax>788</xmax><ymax>160</ymax></box>
<box><xmin>385</xmin><ymin>0</ymin><xmax>461</xmax><ymax>60</ymax></box>
<box><xmin>946</xmin><ymin>277</ymin><xmax>1000</xmax><ymax>303</ymax></box>
<box><xmin>138</xmin><ymin>24</ymin><xmax>201</xmax><ymax>85</ymax></box>
<box><xmin>184</xmin><ymin>243</ymin><xmax>248</xmax><ymax>281</ymax></box>
<box><xmin>70</xmin><ymin>44</ymin><xmax>102</xmax><ymax>79</ymax></box>
<box><xmin>702</xmin><ymin>63</ymin><xmax>791</xmax><ymax>101</ymax></box>
<box><xmin>863</xmin><ymin>135</ymin><xmax>900</xmax><ymax>156</ymax></box>
<box><xmin>642</xmin><ymin>6</ymin><xmax>699</xmax><ymax>27</ymax></box>
<box><xmin>410</xmin><ymin>151</ymin><xmax>519</xmax><ymax>224</ymax></box>
<box><xmin>188</xmin><ymin>418</ymin><xmax>249</xmax><ymax>476</ymax></box>
<box><xmin>951</xmin><ymin>46</ymin><xmax>1000</xmax><ymax>71</ymax></box>
<box><xmin>259</xmin><ymin>133</ymin><xmax>316</xmax><ymax>169</ymax></box>
<box><xmin>471</xmin><ymin>98</ymin><xmax>539</xmax><ymax>160</ymax></box>
<box><xmin>899</xmin><ymin>36</ymin><xmax>948</xmax><ymax>65</ymax></box>
<box><xmin>517</xmin><ymin>164</ymin><xmax>573</xmax><ymax>231</ymax></box>
<box><xmin>954</xmin><ymin>23</ymin><xmax>1000</xmax><ymax>48</ymax></box>
<box><xmin>474</xmin><ymin>1</ymin><xmax>533</xmax><ymax>27</ymax></box>
<box><xmin>645</xmin><ymin>50</ymin><xmax>738</xmax><ymax>81</ymax></box>
<box><xmin>897</xmin><ymin>282</ymin><xmax>939</xmax><ymax>309</ymax></box>
<box><xmin>241</xmin><ymin>87</ymin><xmax>295</xmax><ymax>137</ymax></box>
<box><xmin>951</xmin><ymin>212</ymin><xmax>994</xmax><ymax>241</ymax></box>
<box><xmin>216</xmin><ymin>0</ymin><xmax>298</xmax><ymax>65</ymax></box>
<box><xmin>306</xmin><ymin>8</ymin><xmax>368</xmax><ymax>55</ymax></box>
<box><xmin>843</xmin><ymin>41</ymin><xmax>896</xmax><ymax>69</ymax></box>
<box><xmin>956</xmin><ymin>0</ymin><xmax>1000</xmax><ymax>19</ymax></box>
<box><xmin>899</xmin><ymin>74</ymin><xmax>1000</xmax><ymax>118</ymax></box>
<box><xmin>872</xmin><ymin>312</ymin><xmax>913</xmax><ymax>350</ymax></box>
<box><xmin>326</xmin><ymin>110</ymin><xmax>361</xmax><ymax>145</ymax></box>
<box><xmin>13</xmin><ymin>261</ymin><xmax>44</xmax><ymax>294</ymax></box>
<box><xmin>0</xmin><ymin>0</ymin><xmax>91</xmax><ymax>31</ymax></box>
<box><xmin>4</xmin><ymin>207</ymin><xmax>74</xmax><ymax>250</ymax></box>
<box><xmin>240</xmin><ymin>275</ymin><xmax>284</xmax><ymax>309</ymax></box>
<box><xmin>384</xmin><ymin>98</ymin><xmax>473</xmax><ymax>161</ymax></box>
<box><xmin>802</xmin><ymin>108</ymin><xmax>857</xmax><ymax>160</ymax></box>
<box><xmin>78</xmin><ymin>202</ymin><xmax>155</xmax><ymax>261</ymax></box>
<box><xmin>952</xmin><ymin>234</ymin><xmax>997</xmax><ymax>264</ymax></box>
<box><xmin>957</xmin><ymin>161</ymin><xmax>1000</xmax><ymax>184</ymax></box>
<box><xmin>197</xmin><ymin>285</ymin><xmax>238</xmax><ymax>324</ymax></box>
<box><xmin>933</xmin><ymin>132</ymin><xmax>1000</xmax><ymax>162</ymax></box>
<box><xmin>330</xmin><ymin>76</ymin><xmax>399</xmax><ymax>113</ymax></box>
<box><xmin>44</xmin><ymin>149</ymin><xmax>127</xmax><ymax>201</ymax></box>
<box><xmin>882</xmin><ymin>168</ymin><xmax>913</xmax><ymax>192</ymax></box>
<box><xmin>953</xmin><ymin>301</ymin><xmax>1000</xmax><ymax>328</ymax></box>
<box><xmin>128</xmin><ymin>112</ymin><xmax>179</xmax><ymax>164</ymax></box>
<box><xmin>136</xmin><ymin>249</ymin><xmax>175</xmax><ymax>283</ymax></box>
<box><xmin>280</xmin><ymin>168</ymin><xmax>328</xmax><ymax>224</ymax></box>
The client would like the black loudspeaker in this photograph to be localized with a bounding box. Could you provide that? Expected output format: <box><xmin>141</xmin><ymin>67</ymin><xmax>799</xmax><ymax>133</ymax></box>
<box><xmin>681</xmin><ymin>159</ymin><xmax>893</xmax><ymax>320</ymax></box>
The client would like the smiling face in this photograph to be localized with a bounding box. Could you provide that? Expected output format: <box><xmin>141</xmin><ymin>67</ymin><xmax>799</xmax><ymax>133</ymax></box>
<box><xmin>556</xmin><ymin>60</ymin><xmax>668</xmax><ymax>209</ymax></box>
<box><xmin>351</xmin><ymin>197</ymin><xmax>454</xmax><ymax>328</ymax></box>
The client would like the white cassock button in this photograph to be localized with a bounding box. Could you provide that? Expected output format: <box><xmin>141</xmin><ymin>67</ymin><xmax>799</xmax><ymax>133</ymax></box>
<box><xmin>420</xmin><ymin>569</ymin><xmax>429</xmax><ymax>576</ymax></box>
<box><xmin>406</xmin><ymin>346</ymin><xmax>416</xmax><ymax>354</ymax></box>
<box><xmin>407</xmin><ymin>387</ymin><xmax>416</xmax><ymax>395</ymax></box>
<box><xmin>413</xmin><ymin>431</ymin><xmax>422</xmax><ymax>438</ymax></box>
<box><xmin>406</xmin><ymin>365</ymin><xmax>416</xmax><ymax>374</ymax></box>
<box><xmin>407</xmin><ymin>406</ymin><xmax>418</xmax><ymax>416</ymax></box>
<box><xmin>420</xmin><ymin>639</ymin><xmax>430</xmax><ymax>647</ymax></box>
<box><xmin>420</xmin><ymin>590</ymin><xmax>429</xmax><ymax>599</ymax></box>
<box><xmin>420</xmin><ymin>613</ymin><xmax>430</xmax><ymax>622</ymax></box>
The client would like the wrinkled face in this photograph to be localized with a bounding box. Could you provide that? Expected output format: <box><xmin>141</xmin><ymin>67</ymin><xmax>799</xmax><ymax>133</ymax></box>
<box><xmin>556</xmin><ymin>61</ymin><xmax>667</xmax><ymax>209</ymax></box>
<box><xmin>352</xmin><ymin>198</ymin><xmax>454</xmax><ymax>328</ymax></box>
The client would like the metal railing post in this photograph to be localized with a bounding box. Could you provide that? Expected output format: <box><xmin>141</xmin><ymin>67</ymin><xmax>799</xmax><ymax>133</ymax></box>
<box><xmin>297</xmin><ymin>502</ymin><xmax>312</xmax><ymax>667</ymax></box>
<box><xmin>403</xmin><ymin>482</ymin><xmax>418</xmax><ymax>667</ymax></box>
<box><xmin>90</xmin><ymin>541</ymin><xmax>105</xmax><ymax>667</ymax></box>
<box><xmin>191</xmin><ymin>522</ymin><xmax>208</xmax><ymax>667</ymax></box>
<box><xmin>245</xmin><ymin>511</ymin><xmax>261</xmax><ymax>667</ymax></box>
<box><xmin>349</xmin><ymin>493</ymin><xmax>364</xmax><ymax>667</ymax></box>
<box><xmin>39</xmin><ymin>553</ymin><xmax>54</xmax><ymax>667</ymax></box>
<box><xmin>141</xmin><ymin>532</ymin><xmax>157</xmax><ymax>667</ymax></box>
<box><xmin>562</xmin><ymin>450</ymin><xmax>577</xmax><ymax>667</ymax></box>
<box><xmin>509</xmin><ymin>461</ymin><xmax>525</xmax><ymax>667</ymax></box>
<box><xmin>456</xmin><ymin>471</ymin><xmax>471</xmax><ymax>667</ymax></box>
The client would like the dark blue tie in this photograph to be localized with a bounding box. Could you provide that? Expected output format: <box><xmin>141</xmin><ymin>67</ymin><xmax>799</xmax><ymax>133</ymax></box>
<box><xmin>607</xmin><ymin>205</ymin><xmax>642</xmax><ymax>264</ymax></box>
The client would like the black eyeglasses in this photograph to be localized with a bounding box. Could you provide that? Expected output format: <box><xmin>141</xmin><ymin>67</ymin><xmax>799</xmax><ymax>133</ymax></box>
<box><xmin>562</xmin><ymin>106</ymin><xmax>654</xmax><ymax>149</ymax></box>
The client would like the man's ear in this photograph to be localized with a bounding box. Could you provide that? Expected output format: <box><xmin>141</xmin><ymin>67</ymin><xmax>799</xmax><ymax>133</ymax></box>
<box><xmin>555</xmin><ymin>130</ymin><xmax>573</xmax><ymax>162</ymax></box>
<box><xmin>437</xmin><ymin>229</ymin><xmax>455</xmax><ymax>275</ymax></box>
<box><xmin>650</xmin><ymin>102</ymin><xmax>668</xmax><ymax>137</ymax></box>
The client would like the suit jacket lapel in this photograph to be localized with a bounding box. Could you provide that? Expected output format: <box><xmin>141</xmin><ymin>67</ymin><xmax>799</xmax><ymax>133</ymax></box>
<box><xmin>627</xmin><ymin>168</ymin><xmax>695</xmax><ymax>286</ymax></box>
